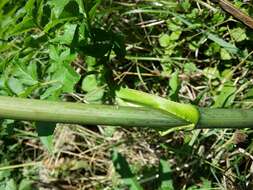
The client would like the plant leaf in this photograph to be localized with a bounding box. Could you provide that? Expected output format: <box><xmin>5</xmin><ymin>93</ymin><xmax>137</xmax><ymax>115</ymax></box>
<box><xmin>206</xmin><ymin>32</ymin><xmax>239</xmax><ymax>54</ymax></box>
<box><xmin>159</xmin><ymin>159</ymin><xmax>174</xmax><ymax>190</ymax></box>
<box><xmin>116</xmin><ymin>88</ymin><xmax>199</xmax><ymax>128</ymax></box>
<box><xmin>112</xmin><ymin>150</ymin><xmax>144</xmax><ymax>190</ymax></box>
<box><xmin>10</xmin><ymin>16</ymin><xmax>36</xmax><ymax>36</ymax></box>
<box><xmin>49</xmin><ymin>0</ymin><xmax>71</xmax><ymax>18</ymax></box>
<box><xmin>36</xmin><ymin>121</ymin><xmax>56</xmax><ymax>153</ymax></box>
<box><xmin>213</xmin><ymin>82</ymin><xmax>236</xmax><ymax>108</ymax></box>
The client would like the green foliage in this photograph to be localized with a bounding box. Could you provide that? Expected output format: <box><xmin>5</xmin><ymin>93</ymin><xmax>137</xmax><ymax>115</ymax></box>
<box><xmin>1</xmin><ymin>0</ymin><xmax>253</xmax><ymax>189</ymax></box>
<box><xmin>112</xmin><ymin>150</ymin><xmax>144</xmax><ymax>190</ymax></box>
<box><xmin>213</xmin><ymin>82</ymin><xmax>236</xmax><ymax>108</ymax></box>
<box><xmin>36</xmin><ymin>122</ymin><xmax>56</xmax><ymax>153</ymax></box>
<box><xmin>159</xmin><ymin>159</ymin><xmax>173</xmax><ymax>190</ymax></box>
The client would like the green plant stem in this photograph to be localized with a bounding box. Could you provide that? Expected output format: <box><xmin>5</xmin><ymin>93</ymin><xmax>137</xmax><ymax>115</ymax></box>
<box><xmin>0</xmin><ymin>96</ymin><xmax>186</xmax><ymax>129</ymax></box>
<box><xmin>0</xmin><ymin>162</ymin><xmax>41</xmax><ymax>171</ymax></box>
<box><xmin>198</xmin><ymin>108</ymin><xmax>253</xmax><ymax>128</ymax></box>
<box><xmin>0</xmin><ymin>96</ymin><xmax>252</xmax><ymax>129</ymax></box>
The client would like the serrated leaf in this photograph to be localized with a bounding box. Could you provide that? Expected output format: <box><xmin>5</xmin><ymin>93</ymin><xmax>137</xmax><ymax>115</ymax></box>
<box><xmin>53</xmin><ymin>62</ymin><xmax>80</xmax><ymax>92</ymax></box>
<box><xmin>13</xmin><ymin>61</ymin><xmax>38</xmax><ymax>86</ymax></box>
<box><xmin>46</xmin><ymin>47</ymin><xmax>80</xmax><ymax>95</ymax></box>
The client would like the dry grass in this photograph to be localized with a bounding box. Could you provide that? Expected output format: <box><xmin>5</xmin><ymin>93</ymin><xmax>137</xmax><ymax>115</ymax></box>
<box><xmin>33</xmin><ymin>124</ymin><xmax>159</xmax><ymax>189</ymax></box>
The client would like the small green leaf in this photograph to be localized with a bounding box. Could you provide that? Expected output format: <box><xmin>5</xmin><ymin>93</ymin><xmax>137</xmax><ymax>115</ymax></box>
<box><xmin>0</xmin><ymin>170</ymin><xmax>11</xmax><ymax>181</ymax></box>
<box><xmin>59</xmin><ymin>1</ymin><xmax>80</xmax><ymax>18</ymax></box>
<box><xmin>82</xmin><ymin>0</ymin><xmax>101</xmax><ymax>19</ymax></box>
<box><xmin>183</xmin><ymin>62</ymin><xmax>197</xmax><ymax>74</ymax></box>
<box><xmin>86</xmin><ymin>56</ymin><xmax>97</xmax><ymax>71</ymax></box>
<box><xmin>36</xmin><ymin>122</ymin><xmax>56</xmax><ymax>136</ymax></box>
<box><xmin>230</xmin><ymin>28</ymin><xmax>247</xmax><ymax>42</ymax></box>
<box><xmin>81</xmin><ymin>74</ymin><xmax>104</xmax><ymax>102</ymax></box>
<box><xmin>7</xmin><ymin>77</ymin><xmax>24</xmax><ymax>95</ymax></box>
<box><xmin>43</xmin><ymin>17</ymin><xmax>76</xmax><ymax>33</ymax></box>
<box><xmin>169</xmin><ymin>70</ymin><xmax>180</xmax><ymax>101</ymax></box>
<box><xmin>6</xmin><ymin>179</ymin><xmax>17</xmax><ymax>190</ymax></box>
<box><xmin>203</xmin><ymin>67</ymin><xmax>219</xmax><ymax>80</ymax></box>
<box><xmin>113</xmin><ymin>33</ymin><xmax>126</xmax><ymax>58</ymax></box>
<box><xmin>112</xmin><ymin>150</ymin><xmax>143</xmax><ymax>190</ymax></box>
<box><xmin>40</xmin><ymin>84</ymin><xmax>62</xmax><ymax>100</ymax></box>
<box><xmin>52</xmin><ymin>24</ymin><xmax>79</xmax><ymax>46</ymax></box>
<box><xmin>47</xmin><ymin>48</ymin><xmax>80</xmax><ymax>94</ymax></box>
<box><xmin>207</xmin><ymin>32</ymin><xmax>239</xmax><ymax>54</ymax></box>
<box><xmin>220</xmin><ymin>48</ymin><xmax>232</xmax><ymax>60</ymax></box>
<box><xmin>159</xmin><ymin>34</ymin><xmax>171</xmax><ymax>47</ymax></box>
<box><xmin>36</xmin><ymin>122</ymin><xmax>56</xmax><ymax>153</ymax></box>
<box><xmin>81</xmin><ymin>74</ymin><xmax>98</xmax><ymax>92</ymax></box>
<box><xmin>18</xmin><ymin>179</ymin><xmax>33</xmax><ymax>190</ymax></box>
<box><xmin>159</xmin><ymin>159</ymin><xmax>174</xmax><ymax>190</ymax></box>
<box><xmin>245</xmin><ymin>88</ymin><xmax>253</xmax><ymax>99</ymax></box>
<box><xmin>213</xmin><ymin>82</ymin><xmax>236</xmax><ymax>108</ymax></box>
<box><xmin>85</xmin><ymin>88</ymin><xmax>104</xmax><ymax>102</ymax></box>
<box><xmin>87</xmin><ymin>0</ymin><xmax>102</xmax><ymax>20</ymax></box>
<box><xmin>10</xmin><ymin>17</ymin><xmax>35</xmax><ymax>36</ymax></box>
<box><xmin>159</xmin><ymin>31</ymin><xmax>181</xmax><ymax>48</ymax></box>
<box><xmin>170</xmin><ymin>31</ymin><xmax>181</xmax><ymax>41</ymax></box>
<box><xmin>50</xmin><ymin>0</ymin><xmax>71</xmax><ymax>18</ymax></box>
<box><xmin>180</xmin><ymin>0</ymin><xmax>191</xmax><ymax>11</ymax></box>
<box><xmin>24</xmin><ymin>0</ymin><xmax>35</xmax><ymax>14</ymax></box>
<box><xmin>204</xmin><ymin>42</ymin><xmax>220</xmax><ymax>56</ymax></box>
<box><xmin>40</xmin><ymin>136</ymin><xmax>54</xmax><ymax>154</ymax></box>
<box><xmin>13</xmin><ymin>61</ymin><xmax>38</xmax><ymax>86</ymax></box>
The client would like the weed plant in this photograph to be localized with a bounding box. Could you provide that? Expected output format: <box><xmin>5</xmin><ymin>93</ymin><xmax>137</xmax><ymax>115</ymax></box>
<box><xmin>0</xmin><ymin>0</ymin><xmax>253</xmax><ymax>189</ymax></box>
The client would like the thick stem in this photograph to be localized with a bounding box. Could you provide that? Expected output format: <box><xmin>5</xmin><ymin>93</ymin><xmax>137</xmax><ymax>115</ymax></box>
<box><xmin>0</xmin><ymin>96</ymin><xmax>252</xmax><ymax>129</ymax></box>
<box><xmin>197</xmin><ymin>108</ymin><xmax>253</xmax><ymax>129</ymax></box>
<box><xmin>0</xmin><ymin>96</ymin><xmax>187</xmax><ymax>129</ymax></box>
